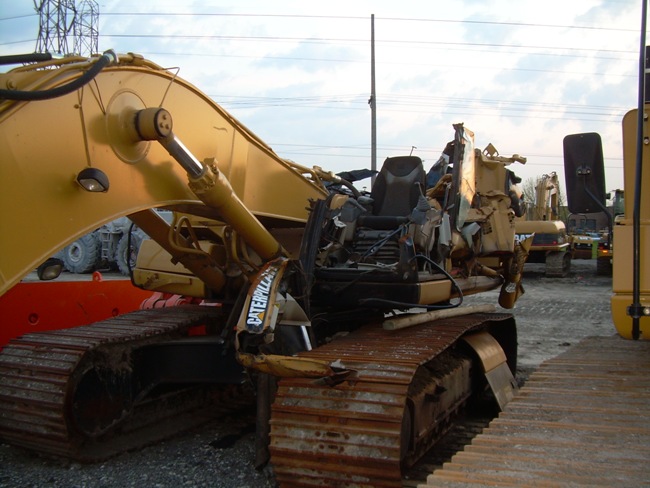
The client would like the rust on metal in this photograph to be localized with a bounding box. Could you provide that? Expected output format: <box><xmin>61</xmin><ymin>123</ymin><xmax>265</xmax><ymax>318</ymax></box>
<box><xmin>426</xmin><ymin>335</ymin><xmax>650</xmax><ymax>487</ymax></box>
<box><xmin>0</xmin><ymin>305</ymin><xmax>252</xmax><ymax>461</ymax></box>
<box><xmin>462</xmin><ymin>332</ymin><xmax>518</xmax><ymax>410</ymax></box>
<box><xmin>269</xmin><ymin>313</ymin><xmax>514</xmax><ymax>488</ymax></box>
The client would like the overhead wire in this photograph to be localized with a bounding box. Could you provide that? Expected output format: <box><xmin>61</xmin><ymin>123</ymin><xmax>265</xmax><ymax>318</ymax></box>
<box><xmin>0</xmin><ymin>9</ymin><xmax>635</xmax><ymax>169</ymax></box>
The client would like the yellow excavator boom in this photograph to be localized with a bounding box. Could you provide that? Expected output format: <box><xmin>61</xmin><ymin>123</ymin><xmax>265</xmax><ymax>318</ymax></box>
<box><xmin>0</xmin><ymin>52</ymin><xmax>328</xmax><ymax>295</ymax></box>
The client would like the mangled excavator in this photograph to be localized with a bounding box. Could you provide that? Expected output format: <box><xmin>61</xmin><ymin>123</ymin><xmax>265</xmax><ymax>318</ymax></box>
<box><xmin>0</xmin><ymin>51</ymin><xmax>530</xmax><ymax>486</ymax></box>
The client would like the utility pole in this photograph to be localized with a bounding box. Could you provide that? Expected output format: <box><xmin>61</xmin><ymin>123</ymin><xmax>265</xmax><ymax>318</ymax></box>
<box><xmin>370</xmin><ymin>14</ymin><xmax>377</xmax><ymax>185</ymax></box>
<box><xmin>34</xmin><ymin>0</ymin><xmax>99</xmax><ymax>57</ymax></box>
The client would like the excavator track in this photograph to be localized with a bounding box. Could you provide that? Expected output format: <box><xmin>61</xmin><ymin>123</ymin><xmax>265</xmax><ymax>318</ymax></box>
<box><xmin>269</xmin><ymin>312</ymin><xmax>516</xmax><ymax>488</ymax></box>
<box><xmin>545</xmin><ymin>251</ymin><xmax>570</xmax><ymax>277</ymax></box>
<box><xmin>0</xmin><ymin>306</ymin><xmax>252</xmax><ymax>461</ymax></box>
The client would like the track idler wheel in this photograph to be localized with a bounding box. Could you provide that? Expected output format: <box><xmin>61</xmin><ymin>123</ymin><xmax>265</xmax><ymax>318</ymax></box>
<box><xmin>70</xmin><ymin>362</ymin><xmax>135</xmax><ymax>437</ymax></box>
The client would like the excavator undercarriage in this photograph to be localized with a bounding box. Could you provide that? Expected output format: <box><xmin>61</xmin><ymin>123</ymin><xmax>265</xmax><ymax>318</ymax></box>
<box><xmin>0</xmin><ymin>306</ymin><xmax>253</xmax><ymax>461</ymax></box>
<box><xmin>0</xmin><ymin>305</ymin><xmax>516</xmax><ymax>486</ymax></box>
<box><xmin>268</xmin><ymin>313</ymin><xmax>516</xmax><ymax>487</ymax></box>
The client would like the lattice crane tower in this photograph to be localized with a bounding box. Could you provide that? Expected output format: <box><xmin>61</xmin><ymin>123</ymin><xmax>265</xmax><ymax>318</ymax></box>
<box><xmin>34</xmin><ymin>0</ymin><xmax>99</xmax><ymax>57</ymax></box>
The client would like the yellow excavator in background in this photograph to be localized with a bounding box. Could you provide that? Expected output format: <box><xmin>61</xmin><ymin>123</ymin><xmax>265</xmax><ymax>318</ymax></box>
<box><xmin>0</xmin><ymin>50</ymin><xmax>531</xmax><ymax>486</ymax></box>
<box><xmin>514</xmin><ymin>172</ymin><xmax>573</xmax><ymax>276</ymax></box>
<box><xmin>593</xmin><ymin>188</ymin><xmax>624</xmax><ymax>276</ymax></box>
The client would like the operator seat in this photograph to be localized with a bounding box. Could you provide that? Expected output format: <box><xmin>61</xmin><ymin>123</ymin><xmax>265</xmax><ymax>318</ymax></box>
<box><xmin>370</xmin><ymin>156</ymin><xmax>426</xmax><ymax>217</ymax></box>
<box><xmin>356</xmin><ymin>156</ymin><xmax>426</xmax><ymax>231</ymax></box>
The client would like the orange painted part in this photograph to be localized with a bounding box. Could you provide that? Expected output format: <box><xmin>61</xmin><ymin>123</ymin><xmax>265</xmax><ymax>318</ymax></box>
<box><xmin>140</xmin><ymin>292</ymin><xmax>210</xmax><ymax>336</ymax></box>
<box><xmin>0</xmin><ymin>276</ymin><xmax>153</xmax><ymax>347</ymax></box>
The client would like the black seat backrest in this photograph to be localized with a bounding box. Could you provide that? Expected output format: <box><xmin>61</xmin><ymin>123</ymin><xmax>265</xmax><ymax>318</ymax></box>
<box><xmin>371</xmin><ymin>156</ymin><xmax>426</xmax><ymax>216</ymax></box>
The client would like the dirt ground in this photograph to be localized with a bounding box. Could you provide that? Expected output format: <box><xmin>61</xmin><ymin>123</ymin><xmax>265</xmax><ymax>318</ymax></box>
<box><xmin>0</xmin><ymin>258</ymin><xmax>615</xmax><ymax>487</ymax></box>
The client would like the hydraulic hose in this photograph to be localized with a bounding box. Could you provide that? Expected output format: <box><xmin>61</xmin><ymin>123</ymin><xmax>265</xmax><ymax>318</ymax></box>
<box><xmin>0</xmin><ymin>50</ymin><xmax>117</xmax><ymax>102</ymax></box>
<box><xmin>0</xmin><ymin>52</ymin><xmax>53</xmax><ymax>65</ymax></box>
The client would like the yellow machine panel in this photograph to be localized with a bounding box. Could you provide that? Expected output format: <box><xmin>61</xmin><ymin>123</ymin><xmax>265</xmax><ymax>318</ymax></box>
<box><xmin>611</xmin><ymin>108</ymin><xmax>650</xmax><ymax>338</ymax></box>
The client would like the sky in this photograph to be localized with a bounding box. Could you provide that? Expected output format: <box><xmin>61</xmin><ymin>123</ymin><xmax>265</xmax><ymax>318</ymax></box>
<box><xmin>1</xmin><ymin>0</ymin><xmax>646</xmax><ymax>199</ymax></box>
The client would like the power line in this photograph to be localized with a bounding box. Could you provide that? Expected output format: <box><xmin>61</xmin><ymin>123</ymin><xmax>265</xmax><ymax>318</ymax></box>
<box><xmin>0</xmin><ymin>38</ymin><xmax>639</xmax><ymax>70</ymax></box>
<box><xmin>117</xmin><ymin>47</ymin><xmax>635</xmax><ymax>77</ymax></box>
<box><xmin>0</xmin><ymin>7</ymin><xmax>634</xmax><ymax>171</ymax></box>
<box><xmin>0</xmin><ymin>39</ymin><xmax>37</xmax><ymax>46</ymax></box>
<box><xmin>1</xmin><ymin>10</ymin><xmax>638</xmax><ymax>60</ymax></box>
<box><xmin>91</xmin><ymin>12</ymin><xmax>639</xmax><ymax>34</ymax></box>
<box><xmin>270</xmin><ymin>145</ymin><xmax>624</xmax><ymax>168</ymax></box>
<box><xmin>2</xmin><ymin>10</ymin><xmax>637</xmax><ymax>33</ymax></box>
<box><xmin>216</xmin><ymin>93</ymin><xmax>628</xmax><ymax>120</ymax></box>
<box><xmin>0</xmin><ymin>14</ymin><xmax>38</xmax><ymax>21</ymax></box>
<box><xmin>99</xmin><ymin>33</ymin><xmax>635</xmax><ymax>57</ymax></box>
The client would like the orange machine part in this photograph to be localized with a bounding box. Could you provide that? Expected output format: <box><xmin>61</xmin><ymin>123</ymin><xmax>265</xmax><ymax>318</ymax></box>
<box><xmin>0</xmin><ymin>273</ymin><xmax>153</xmax><ymax>347</ymax></box>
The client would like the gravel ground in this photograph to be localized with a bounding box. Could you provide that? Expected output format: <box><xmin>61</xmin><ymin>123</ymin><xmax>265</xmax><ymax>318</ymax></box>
<box><xmin>464</xmin><ymin>259</ymin><xmax>613</xmax><ymax>373</ymax></box>
<box><xmin>0</xmin><ymin>259</ymin><xmax>613</xmax><ymax>488</ymax></box>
